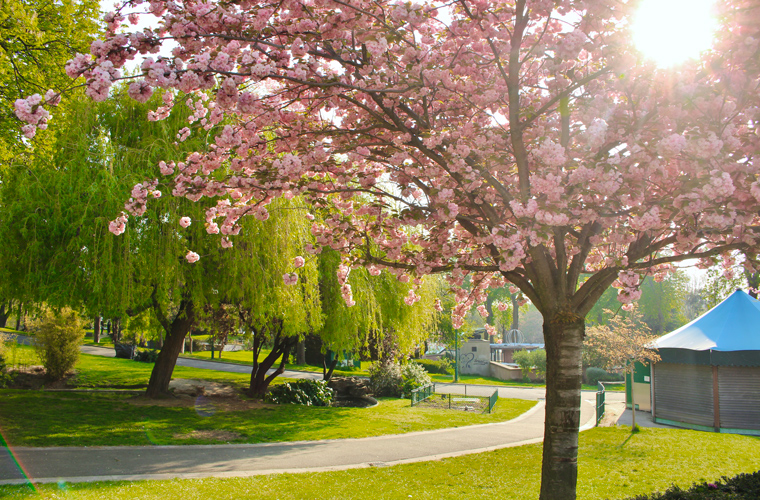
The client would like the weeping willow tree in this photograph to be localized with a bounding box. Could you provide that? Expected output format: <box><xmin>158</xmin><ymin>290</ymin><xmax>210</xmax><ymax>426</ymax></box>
<box><xmin>316</xmin><ymin>248</ymin><xmax>439</xmax><ymax>379</ymax></box>
<box><xmin>0</xmin><ymin>87</ymin><xmax>323</xmax><ymax>396</ymax></box>
<box><xmin>210</xmin><ymin>196</ymin><xmax>323</xmax><ymax>397</ymax></box>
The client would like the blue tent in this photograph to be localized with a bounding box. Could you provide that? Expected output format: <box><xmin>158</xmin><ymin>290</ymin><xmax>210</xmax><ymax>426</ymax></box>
<box><xmin>650</xmin><ymin>289</ymin><xmax>760</xmax><ymax>434</ymax></box>
<box><xmin>651</xmin><ymin>289</ymin><xmax>760</xmax><ymax>366</ymax></box>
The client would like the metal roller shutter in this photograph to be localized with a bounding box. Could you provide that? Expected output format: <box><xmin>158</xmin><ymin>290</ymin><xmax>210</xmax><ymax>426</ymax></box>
<box><xmin>654</xmin><ymin>362</ymin><xmax>714</xmax><ymax>427</ymax></box>
<box><xmin>718</xmin><ymin>366</ymin><xmax>760</xmax><ymax>431</ymax></box>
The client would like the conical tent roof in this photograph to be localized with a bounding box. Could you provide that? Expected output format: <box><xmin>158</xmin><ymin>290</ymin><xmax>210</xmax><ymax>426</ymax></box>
<box><xmin>651</xmin><ymin>289</ymin><xmax>760</xmax><ymax>366</ymax></box>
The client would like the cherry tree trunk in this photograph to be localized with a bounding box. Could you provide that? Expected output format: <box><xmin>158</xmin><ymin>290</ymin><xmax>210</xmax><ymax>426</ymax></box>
<box><xmin>539</xmin><ymin>315</ymin><xmax>584</xmax><ymax>500</ymax></box>
<box><xmin>145</xmin><ymin>302</ymin><xmax>195</xmax><ymax>398</ymax></box>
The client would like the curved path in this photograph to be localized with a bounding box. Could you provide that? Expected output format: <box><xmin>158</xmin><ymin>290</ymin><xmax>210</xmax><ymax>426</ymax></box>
<box><xmin>0</xmin><ymin>339</ymin><xmax>620</xmax><ymax>485</ymax></box>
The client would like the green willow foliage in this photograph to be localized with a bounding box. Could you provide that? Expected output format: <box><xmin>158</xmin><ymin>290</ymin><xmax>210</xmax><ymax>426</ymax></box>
<box><xmin>317</xmin><ymin>248</ymin><xmax>439</xmax><ymax>357</ymax></box>
<box><xmin>1</xmin><ymin>85</ymin><xmax>438</xmax><ymax>358</ymax></box>
<box><xmin>0</xmin><ymin>0</ymin><xmax>100</xmax><ymax>164</ymax></box>
<box><xmin>0</xmin><ymin>87</ymin><xmax>323</xmax><ymax>340</ymax></box>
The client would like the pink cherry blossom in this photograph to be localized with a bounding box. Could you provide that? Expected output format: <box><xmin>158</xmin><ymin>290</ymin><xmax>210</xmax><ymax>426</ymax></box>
<box><xmin>293</xmin><ymin>256</ymin><xmax>305</xmax><ymax>268</ymax></box>
<box><xmin>185</xmin><ymin>251</ymin><xmax>200</xmax><ymax>263</ymax></box>
<box><xmin>21</xmin><ymin>2</ymin><xmax>760</xmax><ymax>497</ymax></box>
<box><xmin>179</xmin><ymin>216</ymin><xmax>191</xmax><ymax>228</ymax></box>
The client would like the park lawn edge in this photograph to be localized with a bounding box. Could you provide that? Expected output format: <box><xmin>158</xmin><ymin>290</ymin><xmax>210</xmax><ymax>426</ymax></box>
<box><xmin>1</xmin><ymin>427</ymin><xmax>759</xmax><ymax>500</ymax></box>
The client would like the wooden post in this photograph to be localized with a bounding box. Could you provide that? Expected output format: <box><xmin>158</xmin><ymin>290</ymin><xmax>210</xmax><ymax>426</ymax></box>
<box><xmin>712</xmin><ymin>365</ymin><xmax>720</xmax><ymax>432</ymax></box>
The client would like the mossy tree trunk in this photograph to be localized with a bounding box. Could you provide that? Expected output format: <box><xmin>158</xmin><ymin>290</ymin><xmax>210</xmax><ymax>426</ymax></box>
<box><xmin>248</xmin><ymin>318</ymin><xmax>298</xmax><ymax>398</ymax></box>
<box><xmin>146</xmin><ymin>296</ymin><xmax>195</xmax><ymax>398</ymax></box>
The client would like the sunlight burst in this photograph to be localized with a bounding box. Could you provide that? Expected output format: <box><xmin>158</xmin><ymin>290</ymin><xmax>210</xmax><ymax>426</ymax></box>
<box><xmin>632</xmin><ymin>0</ymin><xmax>718</xmax><ymax>67</ymax></box>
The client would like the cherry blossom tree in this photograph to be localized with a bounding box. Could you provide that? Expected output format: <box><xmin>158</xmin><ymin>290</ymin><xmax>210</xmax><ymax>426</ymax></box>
<box><xmin>17</xmin><ymin>0</ymin><xmax>760</xmax><ymax>498</ymax></box>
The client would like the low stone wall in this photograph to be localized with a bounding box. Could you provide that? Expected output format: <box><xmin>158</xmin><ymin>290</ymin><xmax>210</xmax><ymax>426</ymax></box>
<box><xmin>489</xmin><ymin>361</ymin><xmax>542</xmax><ymax>382</ymax></box>
<box><xmin>489</xmin><ymin>361</ymin><xmax>524</xmax><ymax>381</ymax></box>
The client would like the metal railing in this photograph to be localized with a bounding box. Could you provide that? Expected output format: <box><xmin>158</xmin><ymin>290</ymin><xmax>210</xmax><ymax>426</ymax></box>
<box><xmin>488</xmin><ymin>389</ymin><xmax>498</xmax><ymax>413</ymax></box>
<box><xmin>411</xmin><ymin>383</ymin><xmax>435</xmax><ymax>406</ymax></box>
<box><xmin>596</xmin><ymin>382</ymin><xmax>606</xmax><ymax>426</ymax></box>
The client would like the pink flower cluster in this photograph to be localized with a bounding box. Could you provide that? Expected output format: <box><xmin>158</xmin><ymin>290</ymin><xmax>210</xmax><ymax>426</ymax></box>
<box><xmin>614</xmin><ymin>271</ymin><xmax>642</xmax><ymax>305</ymax></box>
<box><xmin>293</xmin><ymin>256</ymin><xmax>305</xmax><ymax>268</ymax></box>
<box><xmin>337</xmin><ymin>264</ymin><xmax>355</xmax><ymax>306</ymax></box>
<box><xmin>14</xmin><ymin>91</ymin><xmax>60</xmax><ymax>138</ymax></box>
<box><xmin>186</xmin><ymin>251</ymin><xmax>200</xmax><ymax>263</ymax></box>
<box><xmin>108</xmin><ymin>212</ymin><xmax>129</xmax><ymax>235</ymax></box>
<box><xmin>403</xmin><ymin>289</ymin><xmax>421</xmax><ymax>306</ymax></box>
<box><xmin>283</xmin><ymin>273</ymin><xmax>298</xmax><ymax>285</ymax></box>
<box><xmin>179</xmin><ymin>216</ymin><xmax>191</xmax><ymax>228</ymax></box>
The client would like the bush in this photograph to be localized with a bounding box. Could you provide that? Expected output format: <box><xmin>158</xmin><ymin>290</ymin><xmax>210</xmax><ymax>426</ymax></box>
<box><xmin>416</xmin><ymin>358</ymin><xmax>452</xmax><ymax>375</ymax></box>
<box><xmin>0</xmin><ymin>355</ymin><xmax>10</xmax><ymax>388</ymax></box>
<box><xmin>512</xmin><ymin>349</ymin><xmax>547</xmax><ymax>380</ymax></box>
<box><xmin>134</xmin><ymin>349</ymin><xmax>160</xmax><ymax>363</ymax></box>
<box><xmin>512</xmin><ymin>349</ymin><xmax>534</xmax><ymax>379</ymax></box>
<box><xmin>368</xmin><ymin>360</ymin><xmax>403</xmax><ymax>397</ymax></box>
<box><xmin>265</xmin><ymin>379</ymin><xmax>333</xmax><ymax>406</ymax></box>
<box><xmin>401</xmin><ymin>362</ymin><xmax>432</xmax><ymax>396</ymax></box>
<box><xmin>586</xmin><ymin>366</ymin><xmax>624</xmax><ymax>386</ymax></box>
<box><xmin>32</xmin><ymin>308</ymin><xmax>85</xmax><ymax>381</ymax></box>
<box><xmin>624</xmin><ymin>471</ymin><xmax>760</xmax><ymax>499</ymax></box>
<box><xmin>530</xmin><ymin>349</ymin><xmax>546</xmax><ymax>378</ymax></box>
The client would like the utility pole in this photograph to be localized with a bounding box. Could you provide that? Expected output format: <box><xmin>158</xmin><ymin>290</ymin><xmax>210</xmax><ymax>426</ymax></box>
<box><xmin>454</xmin><ymin>331</ymin><xmax>460</xmax><ymax>383</ymax></box>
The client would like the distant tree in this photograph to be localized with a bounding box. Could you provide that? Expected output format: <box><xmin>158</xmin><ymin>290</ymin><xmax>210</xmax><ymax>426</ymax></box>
<box><xmin>584</xmin><ymin>308</ymin><xmax>660</xmax><ymax>430</ymax></box>
<box><xmin>701</xmin><ymin>267</ymin><xmax>747</xmax><ymax>310</ymax></box>
<box><xmin>588</xmin><ymin>273</ymin><xmax>689</xmax><ymax>335</ymax></box>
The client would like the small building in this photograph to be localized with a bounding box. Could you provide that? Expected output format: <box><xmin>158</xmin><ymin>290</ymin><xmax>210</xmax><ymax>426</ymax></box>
<box><xmin>459</xmin><ymin>338</ymin><xmax>491</xmax><ymax>376</ymax></box>
<box><xmin>649</xmin><ymin>289</ymin><xmax>760</xmax><ymax>435</ymax></box>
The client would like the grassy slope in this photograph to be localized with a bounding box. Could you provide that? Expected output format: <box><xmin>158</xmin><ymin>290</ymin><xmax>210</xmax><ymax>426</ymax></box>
<box><xmin>0</xmin><ymin>391</ymin><xmax>535</xmax><ymax>447</ymax></box>
<box><xmin>0</xmin><ymin>347</ymin><xmax>535</xmax><ymax>447</ymax></box>
<box><xmin>1</xmin><ymin>427</ymin><xmax>758</xmax><ymax>499</ymax></box>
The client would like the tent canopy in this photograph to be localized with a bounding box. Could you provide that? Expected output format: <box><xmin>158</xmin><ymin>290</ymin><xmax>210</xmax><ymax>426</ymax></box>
<box><xmin>651</xmin><ymin>289</ymin><xmax>760</xmax><ymax>366</ymax></box>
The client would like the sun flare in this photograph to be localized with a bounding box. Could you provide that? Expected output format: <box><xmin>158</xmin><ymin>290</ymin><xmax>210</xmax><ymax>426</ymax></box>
<box><xmin>632</xmin><ymin>0</ymin><xmax>718</xmax><ymax>67</ymax></box>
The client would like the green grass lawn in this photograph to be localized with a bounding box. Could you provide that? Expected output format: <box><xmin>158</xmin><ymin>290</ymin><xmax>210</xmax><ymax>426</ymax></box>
<box><xmin>1</xmin><ymin>427</ymin><xmax>758</xmax><ymax>499</ymax></box>
<box><xmin>180</xmin><ymin>349</ymin><xmax>372</xmax><ymax>378</ymax></box>
<box><xmin>429</xmin><ymin>372</ymin><xmax>624</xmax><ymax>392</ymax></box>
<box><xmin>0</xmin><ymin>346</ymin><xmax>535</xmax><ymax>447</ymax></box>
<box><xmin>0</xmin><ymin>390</ymin><xmax>535</xmax><ymax>447</ymax></box>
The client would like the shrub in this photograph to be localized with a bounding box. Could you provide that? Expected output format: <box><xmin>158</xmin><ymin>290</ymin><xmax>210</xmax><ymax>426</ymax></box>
<box><xmin>624</xmin><ymin>471</ymin><xmax>760</xmax><ymax>499</ymax></box>
<box><xmin>586</xmin><ymin>366</ymin><xmax>624</xmax><ymax>386</ymax></box>
<box><xmin>512</xmin><ymin>349</ymin><xmax>534</xmax><ymax>379</ymax></box>
<box><xmin>416</xmin><ymin>358</ymin><xmax>452</xmax><ymax>375</ymax></box>
<box><xmin>134</xmin><ymin>349</ymin><xmax>160</xmax><ymax>363</ymax></box>
<box><xmin>0</xmin><ymin>355</ymin><xmax>10</xmax><ymax>388</ymax></box>
<box><xmin>530</xmin><ymin>349</ymin><xmax>546</xmax><ymax>378</ymax></box>
<box><xmin>368</xmin><ymin>360</ymin><xmax>403</xmax><ymax>397</ymax></box>
<box><xmin>32</xmin><ymin>308</ymin><xmax>86</xmax><ymax>381</ymax></box>
<box><xmin>0</xmin><ymin>335</ymin><xmax>11</xmax><ymax>387</ymax></box>
<box><xmin>401</xmin><ymin>362</ymin><xmax>432</xmax><ymax>396</ymax></box>
<box><xmin>512</xmin><ymin>349</ymin><xmax>547</xmax><ymax>380</ymax></box>
<box><xmin>264</xmin><ymin>379</ymin><xmax>333</xmax><ymax>406</ymax></box>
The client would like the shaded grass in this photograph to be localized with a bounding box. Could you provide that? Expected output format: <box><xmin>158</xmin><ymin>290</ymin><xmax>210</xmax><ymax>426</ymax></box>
<box><xmin>0</xmin><ymin>347</ymin><xmax>535</xmax><ymax>447</ymax></box>
<box><xmin>0</xmin><ymin>390</ymin><xmax>534</xmax><ymax>447</ymax></box>
<box><xmin>1</xmin><ymin>427</ymin><xmax>758</xmax><ymax>499</ymax></box>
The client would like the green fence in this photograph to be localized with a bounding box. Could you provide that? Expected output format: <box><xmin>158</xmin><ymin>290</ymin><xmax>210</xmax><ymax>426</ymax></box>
<box><xmin>596</xmin><ymin>382</ymin><xmax>606</xmax><ymax>426</ymax></box>
<box><xmin>411</xmin><ymin>383</ymin><xmax>435</xmax><ymax>406</ymax></box>
<box><xmin>488</xmin><ymin>389</ymin><xmax>498</xmax><ymax>413</ymax></box>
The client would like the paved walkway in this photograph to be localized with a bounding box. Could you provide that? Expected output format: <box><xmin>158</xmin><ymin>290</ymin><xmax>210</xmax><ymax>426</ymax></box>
<box><xmin>1</xmin><ymin>337</ymin><xmax>621</xmax><ymax>485</ymax></box>
<box><xmin>1</xmin><ymin>399</ymin><xmax>599</xmax><ymax>485</ymax></box>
